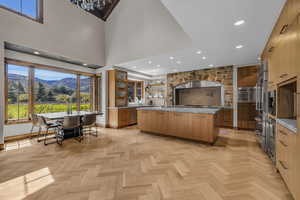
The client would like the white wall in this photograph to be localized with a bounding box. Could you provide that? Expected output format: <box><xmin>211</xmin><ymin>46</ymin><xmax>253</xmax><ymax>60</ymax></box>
<box><xmin>105</xmin><ymin>0</ymin><xmax>192</xmax><ymax>65</ymax></box>
<box><xmin>0</xmin><ymin>0</ymin><xmax>106</xmax><ymax>65</ymax></box>
<box><xmin>0</xmin><ymin>0</ymin><xmax>106</xmax><ymax>141</ymax></box>
<box><xmin>0</xmin><ymin>42</ymin><xmax>4</xmax><ymax>144</ymax></box>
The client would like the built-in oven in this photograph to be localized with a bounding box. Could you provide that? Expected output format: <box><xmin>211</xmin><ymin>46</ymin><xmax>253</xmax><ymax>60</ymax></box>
<box><xmin>268</xmin><ymin>90</ymin><xmax>276</xmax><ymax>116</ymax></box>
<box><xmin>238</xmin><ymin>87</ymin><xmax>256</xmax><ymax>103</ymax></box>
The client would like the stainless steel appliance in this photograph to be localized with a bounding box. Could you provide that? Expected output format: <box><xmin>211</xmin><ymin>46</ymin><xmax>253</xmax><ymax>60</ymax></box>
<box><xmin>268</xmin><ymin>90</ymin><xmax>276</xmax><ymax>116</ymax></box>
<box><xmin>266</xmin><ymin>118</ymin><xmax>276</xmax><ymax>164</ymax></box>
<box><xmin>238</xmin><ymin>87</ymin><xmax>257</xmax><ymax>103</ymax></box>
<box><xmin>255</xmin><ymin>61</ymin><xmax>276</xmax><ymax>164</ymax></box>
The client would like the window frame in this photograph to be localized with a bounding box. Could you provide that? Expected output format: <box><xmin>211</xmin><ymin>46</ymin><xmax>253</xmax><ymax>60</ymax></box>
<box><xmin>5</xmin><ymin>59</ymin><xmax>99</xmax><ymax>125</ymax></box>
<box><xmin>0</xmin><ymin>0</ymin><xmax>44</xmax><ymax>23</ymax></box>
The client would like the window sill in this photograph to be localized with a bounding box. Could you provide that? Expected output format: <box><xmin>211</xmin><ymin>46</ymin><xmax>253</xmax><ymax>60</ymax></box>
<box><xmin>5</xmin><ymin>120</ymin><xmax>31</xmax><ymax>125</ymax></box>
<box><xmin>0</xmin><ymin>6</ymin><xmax>43</xmax><ymax>24</ymax></box>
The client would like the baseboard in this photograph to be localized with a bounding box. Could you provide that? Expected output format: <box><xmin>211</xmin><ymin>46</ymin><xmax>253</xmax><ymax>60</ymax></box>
<box><xmin>96</xmin><ymin>123</ymin><xmax>108</xmax><ymax>128</ymax></box>
<box><xmin>4</xmin><ymin>131</ymin><xmax>54</xmax><ymax>142</ymax></box>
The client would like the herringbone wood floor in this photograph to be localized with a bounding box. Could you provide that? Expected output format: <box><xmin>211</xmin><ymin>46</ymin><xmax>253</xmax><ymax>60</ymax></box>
<box><xmin>0</xmin><ymin>127</ymin><xmax>293</xmax><ymax>200</ymax></box>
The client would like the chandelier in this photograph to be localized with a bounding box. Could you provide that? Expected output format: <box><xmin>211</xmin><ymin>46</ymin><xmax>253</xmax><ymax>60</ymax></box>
<box><xmin>70</xmin><ymin>0</ymin><xmax>112</xmax><ymax>11</ymax></box>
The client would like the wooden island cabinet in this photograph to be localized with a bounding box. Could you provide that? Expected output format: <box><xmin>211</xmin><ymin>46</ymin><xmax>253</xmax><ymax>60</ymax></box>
<box><xmin>137</xmin><ymin>108</ymin><xmax>220</xmax><ymax>144</ymax></box>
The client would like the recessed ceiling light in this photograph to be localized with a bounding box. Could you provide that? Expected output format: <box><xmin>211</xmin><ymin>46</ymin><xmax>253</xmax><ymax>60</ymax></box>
<box><xmin>176</xmin><ymin>61</ymin><xmax>181</xmax><ymax>64</ymax></box>
<box><xmin>202</xmin><ymin>56</ymin><xmax>206</xmax><ymax>60</ymax></box>
<box><xmin>196</xmin><ymin>50</ymin><xmax>202</xmax><ymax>54</ymax></box>
<box><xmin>236</xmin><ymin>45</ymin><xmax>243</xmax><ymax>49</ymax></box>
<box><xmin>83</xmin><ymin>63</ymin><xmax>88</xmax><ymax>66</ymax></box>
<box><xmin>209</xmin><ymin>64</ymin><xmax>214</xmax><ymax>67</ymax></box>
<box><xmin>156</xmin><ymin>65</ymin><xmax>161</xmax><ymax>67</ymax></box>
<box><xmin>132</xmin><ymin>66</ymin><xmax>137</xmax><ymax>68</ymax></box>
<box><xmin>169</xmin><ymin>56</ymin><xmax>174</xmax><ymax>60</ymax></box>
<box><xmin>34</xmin><ymin>51</ymin><xmax>40</xmax><ymax>55</ymax></box>
<box><xmin>148</xmin><ymin>61</ymin><xmax>152</xmax><ymax>64</ymax></box>
<box><xmin>234</xmin><ymin>20</ymin><xmax>245</xmax><ymax>26</ymax></box>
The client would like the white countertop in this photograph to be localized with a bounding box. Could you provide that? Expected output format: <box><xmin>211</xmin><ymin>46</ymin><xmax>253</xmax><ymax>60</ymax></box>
<box><xmin>277</xmin><ymin>118</ymin><xmax>297</xmax><ymax>133</ymax></box>
<box><xmin>137</xmin><ymin>107</ymin><xmax>221</xmax><ymax>114</ymax></box>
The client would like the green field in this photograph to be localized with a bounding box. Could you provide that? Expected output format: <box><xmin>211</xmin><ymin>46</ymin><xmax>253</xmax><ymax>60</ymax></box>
<box><xmin>8</xmin><ymin>103</ymin><xmax>91</xmax><ymax>120</ymax></box>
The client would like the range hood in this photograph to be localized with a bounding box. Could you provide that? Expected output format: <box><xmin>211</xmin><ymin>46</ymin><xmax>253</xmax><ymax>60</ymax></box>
<box><xmin>173</xmin><ymin>80</ymin><xmax>225</xmax><ymax>106</ymax></box>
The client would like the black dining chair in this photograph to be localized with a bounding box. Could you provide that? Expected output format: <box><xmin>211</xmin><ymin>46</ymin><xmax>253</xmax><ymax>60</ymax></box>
<box><xmin>57</xmin><ymin>116</ymin><xmax>81</xmax><ymax>145</ymax></box>
<box><xmin>30</xmin><ymin>114</ymin><xmax>41</xmax><ymax>140</ymax></box>
<box><xmin>81</xmin><ymin>114</ymin><xmax>98</xmax><ymax>137</ymax></box>
<box><xmin>37</xmin><ymin>116</ymin><xmax>59</xmax><ymax>145</ymax></box>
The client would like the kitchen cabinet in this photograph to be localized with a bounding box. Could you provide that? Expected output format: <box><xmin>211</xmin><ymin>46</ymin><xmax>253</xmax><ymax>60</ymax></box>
<box><xmin>238</xmin><ymin>103</ymin><xmax>256</xmax><ymax>130</ymax></box>
<box><xmin>138</xmin><ymin>110</ymin><xmax>220</xmax><ymax>144</ymax></box>
<box><xmin>276</xmin><ymin>124</ymin><xmax>297</xmax><ymax>199</ymax></box>
<box><xmin>218</xmin><ymin>108</ymin><xmax>233</xmax><ymax>128</ymax></box>
<box><xmin>108</xmin><ymin>107</ymin><xmax>138</xmax><ymax>128</ymax></box>
<box><xmin>265</xmin><ymin>1</ymin><xmax>300</xmax><ymax>85</ymax></box>
<box><xmin>108</xmin><ymin>69</ymin><xmax>128</xmax><ymax>107</ymax></box>
<box><xmin>237</xmin><ymin>66</ymin><xmax>258</xmax><ymax>87</ymax></box>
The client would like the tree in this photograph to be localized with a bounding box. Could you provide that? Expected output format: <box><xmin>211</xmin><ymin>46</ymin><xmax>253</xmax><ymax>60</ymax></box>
<box><xmin>36</xmin><ymin>82</ymin><xmax>47</xmax><ymax>102</ymax></box>
<box><xmin>17</xmin><ymin>81</ymin><xmax>25</xmax><ymax>94</ymax></box>
<box><xmin>80</xmin><ymin>93</ymin><xmax>90</xmax><ymax>104</ymax></box>
<box><xmin>8</xmin><ymin>86</ymin><xmax>17</xmax><ymax>103</ymax></box>
<box><xmin>47</xmin><ymin>91</ymin><xmax>55</xmax><ymax>102</ymax></box>
<box><xmin>19</xmin><ymin>94</ymin><xmax>28</xmax><ymax>103</ymax></box>
<box><xmin>55</xmin><ymin>94</ymin><xmax>70</xmax><ymax>103</ymax></box>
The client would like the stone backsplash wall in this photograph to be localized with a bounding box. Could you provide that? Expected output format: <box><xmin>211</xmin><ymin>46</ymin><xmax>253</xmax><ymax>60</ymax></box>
<box><xmin>166</xmin><ymin>66</ymin><xmax>234</xmax><ymax>106</ymax></box>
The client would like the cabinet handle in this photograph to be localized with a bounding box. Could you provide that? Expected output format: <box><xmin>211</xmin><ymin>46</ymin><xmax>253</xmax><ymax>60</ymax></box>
<box><xmin>279</xmin><ymin>130</ymin><xmax>287</xmax><ymax>136</ymax></box>
<box><xmin>279</xmin><ymin>160</ymin><xmax>288</xmax><ymax>170</ymax></box>
<box><xmin>280</xmin><ymin>73</ymin><xmax>288</xmax><ymax>78</ymax></box>
<box><xmin>280</xmin><ymin>24</ymin><xmax>289</xmax><ymax>34</ymax></box>
<box><xmin>279</xmin><ymin>140</ymin><xmax>288</xmax><ymax>147</ymax></box>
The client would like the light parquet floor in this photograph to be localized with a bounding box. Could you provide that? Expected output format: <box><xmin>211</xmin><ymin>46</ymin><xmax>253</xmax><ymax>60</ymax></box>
<box><xmin>0</xmin><ymin>127</ymin><xmax>293</xmax><ymax>200</ymax></box>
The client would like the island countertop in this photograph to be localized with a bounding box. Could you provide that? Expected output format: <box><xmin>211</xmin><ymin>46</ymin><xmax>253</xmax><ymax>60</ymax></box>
<box><xmin>137</xmin><ymin>106</ymin><xmax>221</xmax><ymax>114</ymax></box>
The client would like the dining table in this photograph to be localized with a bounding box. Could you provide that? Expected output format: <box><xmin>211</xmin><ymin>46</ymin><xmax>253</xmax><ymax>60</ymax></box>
<box><xmin>37</xmin><ymin>111</ymin><xmax>103</xmax><ymax>120</ymax></box>
<box><xmin>37</xmin><ymin>111</ymin><xmax>103</xmax><ymax>140</ymax></box>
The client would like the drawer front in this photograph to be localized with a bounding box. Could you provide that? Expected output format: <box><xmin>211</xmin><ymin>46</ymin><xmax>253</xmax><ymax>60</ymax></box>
<box><xmin>277</xmin><ymin>158</ymin><xmax>289</xmax><ymax>185</ymax></box>
<box><xmin>276</xmin><ymin>140</ymin><xmax>289</xmax><ymax>167</ymax></box>
<box><xmin>277</xmin><ymin>125</ymin><xmax>289</xmax><ymax>146</ymax></box>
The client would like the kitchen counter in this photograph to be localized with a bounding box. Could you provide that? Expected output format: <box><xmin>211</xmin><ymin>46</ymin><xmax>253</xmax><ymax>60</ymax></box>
<box><xmin>137</xmin><ymin>107</ymin><xmax>221</xmax><ymax>114</ymax></box>
<box><xmin>137</xmin><ymin>107</ymin><xmax>220</xmax><ymax>144</ymax></box>
<box><xmin>108</xmin><ymin>105</ymin><xmax>153</xmax><ymax>109</ymax></box>
<box><xmin>277</xmin><ymin>118</ymin><xmax>297</xmax><ymax>133</ymax></box>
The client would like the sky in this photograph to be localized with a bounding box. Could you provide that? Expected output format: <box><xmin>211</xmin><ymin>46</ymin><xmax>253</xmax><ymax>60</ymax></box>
<box><xmin>8</xmin><ymin>64</ymin><xmax>77</xmax><ymax>81</ymax></box>
<box><xmin>0</xmin><ymin>0</ymin><xmax>36</xmax><ymax>18</ymax></box>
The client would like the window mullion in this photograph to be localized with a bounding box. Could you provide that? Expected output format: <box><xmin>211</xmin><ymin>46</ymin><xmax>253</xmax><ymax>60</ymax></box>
<box><xmin>77</xmin><ymin>75</ymin><xmax>81</xmax><ymax>111</ymax></box>
<box><xmin>28</xmin><ymin>67</ymin><xmax>35</xmax><ymax>118</ymax></box>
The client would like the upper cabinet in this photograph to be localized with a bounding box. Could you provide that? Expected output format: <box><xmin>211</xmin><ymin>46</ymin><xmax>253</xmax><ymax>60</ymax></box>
<box><xmin>108</xmin><ymin>69</ymin><xmax>128</xmax><ymax>107</ymax></box>
<box><xmin>264</xmin><ymin>0</ymin><xmax>300</xmax><ymax>85</ymax></box>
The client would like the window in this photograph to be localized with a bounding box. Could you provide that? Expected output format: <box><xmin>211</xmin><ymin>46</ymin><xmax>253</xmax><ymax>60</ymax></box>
<box><xmin>7</xmin><ymin>64</ymin><xmax>29</xmax><ymax>121</ymax></box>
<box><xmin>34</xmin><ymin>69</ymin><xmax>77</xmax><ymax>114</ymax></box>
<box><xmin>5</xmin><ymin>60</ymin><xmax>98</xmax><ymax>124</ymax></box>
<box><xmin>0</xmin><ymin>0</ymin><xmax>42</xmax><ymax>22</ymax></box>
<box><xmin>80</xmin><ymin>75</ymin><xmax>93</xmax><ymax>111</ymax></box>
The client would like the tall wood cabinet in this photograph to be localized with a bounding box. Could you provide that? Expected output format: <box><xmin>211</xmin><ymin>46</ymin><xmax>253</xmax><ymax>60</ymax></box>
<box><xmin>262</xmin><ymin>0</ymin><xmax>300</xmax><ymax>199</ymax></box>
<box><xmin>108</xmin><ymin>69</ymin><xmax>128</xmax><ymax>107</ymax></box>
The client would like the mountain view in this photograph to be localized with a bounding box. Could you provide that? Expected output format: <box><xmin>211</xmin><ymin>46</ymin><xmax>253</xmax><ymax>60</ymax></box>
<box><xmin>7</xmin><ymin>73</ymin><xmax>92</xmax><ymax>119</ymax></box>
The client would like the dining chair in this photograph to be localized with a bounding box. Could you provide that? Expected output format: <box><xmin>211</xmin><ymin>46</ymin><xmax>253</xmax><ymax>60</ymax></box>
<box><xmin>81</xmin><ymin>114</ymin><xmax>98</xmax><ymax>137</ymax></box>
<box><xmin>38</xmin><ymin>116</ymin><xmax>59</xmax><ymax>145</ymax></box>
<box><xmin>57</xmin><ymin>116</ymin><xmax>81</xmax><ymax>145</ymax></box>
<box><xmin>30</xmin><ymin>114</ymin><xmax>41</xmax><ymax>140</ymax></box>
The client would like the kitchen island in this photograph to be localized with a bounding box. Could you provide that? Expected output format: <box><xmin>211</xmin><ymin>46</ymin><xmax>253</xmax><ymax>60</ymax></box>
<box><xmin>137</xmin><ymin>107</ymin><xmax>221</xmax><ymax>144</ymax></box>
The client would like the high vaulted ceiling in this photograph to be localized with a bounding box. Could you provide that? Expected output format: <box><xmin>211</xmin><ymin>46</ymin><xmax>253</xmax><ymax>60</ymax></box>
<box><xmin>120</xmin><ymin>0</ymin><xmax>286</xmax><ymax>76</ymax></box>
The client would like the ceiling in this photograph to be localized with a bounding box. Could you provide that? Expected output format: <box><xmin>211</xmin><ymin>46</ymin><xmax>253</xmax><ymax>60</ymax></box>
<box><xmin>120</xmin><ymin>0</ymin><xmax>286</xmax><ymax>76</ymax></box>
